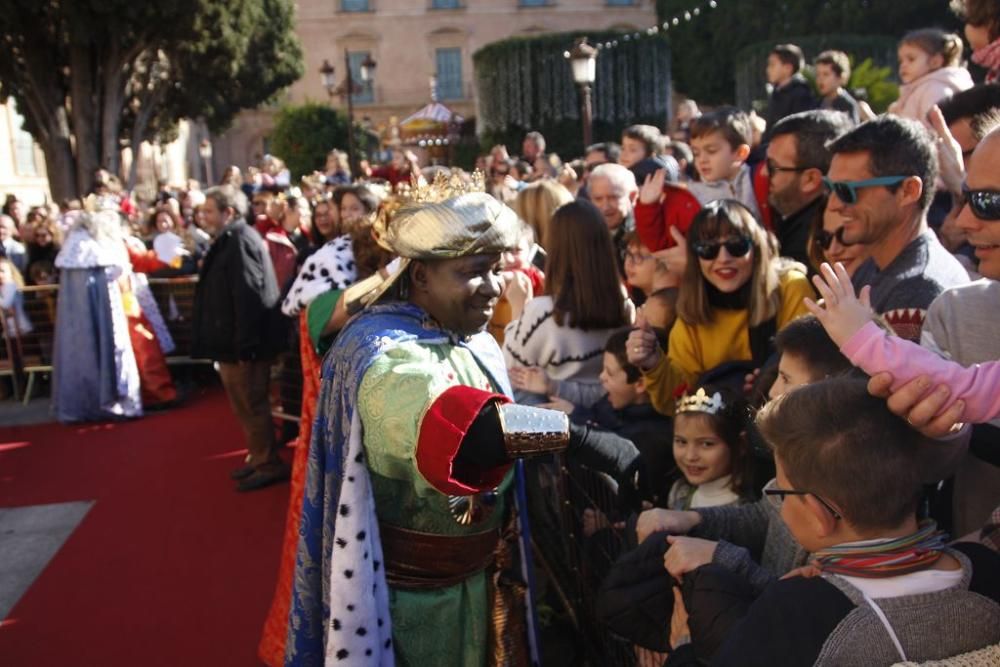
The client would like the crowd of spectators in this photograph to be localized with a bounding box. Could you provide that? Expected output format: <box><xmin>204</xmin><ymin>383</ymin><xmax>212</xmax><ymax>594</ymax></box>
<box><xmin>3</xmin><ymin>1</ymin><xmax>1000</xmax><ymax>661</ymax></box>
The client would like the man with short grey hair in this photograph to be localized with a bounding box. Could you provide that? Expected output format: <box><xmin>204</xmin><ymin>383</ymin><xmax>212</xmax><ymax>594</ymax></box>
<box><xmin>588</xmin><ymin>163</ymin><xmax>639</xmax><ymax>268</ymax></box>
<box><xmin>192</xmin><ymin>185</ymin><xmax>288</xmax><ymax>491</ymax></box>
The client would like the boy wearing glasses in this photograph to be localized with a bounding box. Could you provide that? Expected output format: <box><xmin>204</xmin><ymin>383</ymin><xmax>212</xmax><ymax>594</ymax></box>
<box><xmin>825</xmin><ymin>116</ymin><xmax>969</xmax><ymax>340</ymax></box>
<box><xmin>710</xmin><ymin>377</ymin><xmax>999</xmax><ymax>666</ymax></box>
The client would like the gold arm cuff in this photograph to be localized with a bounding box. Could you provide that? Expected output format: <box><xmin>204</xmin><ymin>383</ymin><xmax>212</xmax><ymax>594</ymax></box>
<box><xmin>497</xmin><ymin>404</ymin><xmax>569</xmax><ymax>458</ymax></box>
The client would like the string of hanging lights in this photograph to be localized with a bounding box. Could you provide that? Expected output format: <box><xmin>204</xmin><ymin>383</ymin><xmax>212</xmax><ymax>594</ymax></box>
<box><xmin>582</xmin><ymin>0</ymin><xmax>719</xmax><ymax>53</ymax></box>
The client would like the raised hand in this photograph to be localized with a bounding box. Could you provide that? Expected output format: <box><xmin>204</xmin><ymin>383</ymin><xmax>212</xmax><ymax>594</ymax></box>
<box><xmin>803</xmin><ymin>262</ymin><xmax>874</xmax><ymax>347</ymax></box>
<box><xmin>928</xmin><ymin>104</ymin><xmax>965</xmax><ymax>198</ymax></box>
<box><xmin>639</xmin><ymin>168</ymin><xmax>667</xmax><ymax>205</ymax></box>
<box><xmin>626</xmin><ymin>309</ymin><xmax>663</xmax><ymax>371</ymax></box>
<box><xmin>508</xmin><ymin>366</ymin><xmax>555</xmax><ymax>396</ymax></box>
<box><xmin>651</xmin><ymin>225</ymin><xmax>689</xmax><ymax>279</ymax></box>
<box><xmin>503</xmin><ymin>270</ymin><xmax>533</xmax><ymax>321</ymax></box>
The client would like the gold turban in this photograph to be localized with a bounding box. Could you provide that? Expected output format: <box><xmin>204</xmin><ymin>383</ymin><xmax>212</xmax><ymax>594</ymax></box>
<box><xmin>346</xmin><ymin>191</ymin><xmax>521</xmax><ymax>311</ymax></box>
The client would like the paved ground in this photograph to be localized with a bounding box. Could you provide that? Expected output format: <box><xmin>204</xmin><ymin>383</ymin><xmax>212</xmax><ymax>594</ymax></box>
<box><xmin>0</xmin><ymin>398</ymin><xmax>52</xmax><ymax>427</ymax></box>
<box><xmin>0</xmin><ymin>502</ymin><xmax>93</xmax><ymax>621</ymax></box>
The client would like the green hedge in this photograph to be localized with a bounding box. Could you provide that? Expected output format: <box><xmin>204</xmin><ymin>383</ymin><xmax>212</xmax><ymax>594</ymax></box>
<box><xmin>474</xmin><ymin>30</ymin><xmax>671</xmax><ymax>159</ymax></box>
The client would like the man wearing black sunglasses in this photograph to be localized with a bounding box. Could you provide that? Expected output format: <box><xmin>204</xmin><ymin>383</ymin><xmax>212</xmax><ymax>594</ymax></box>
<box><xmin>913</xmin><ymin>123</ymin><xmax>1000</xmax><ymax>539</ymax></box>
<box><xmin>826</xmin><ymin>116</ymin><xmax>969</xmax><ymax>340</ymax></box>
<box><xmin>765</xmin><ymin>110</ymin><xmax>853</xmax><ymax>271</ymax></box>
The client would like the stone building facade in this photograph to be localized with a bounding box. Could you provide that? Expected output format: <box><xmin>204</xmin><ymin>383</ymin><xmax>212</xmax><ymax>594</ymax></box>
<box><xmin>211</xmin><ymin>0</ymin><xmax>657</xmax><ymax>171</ymax></box>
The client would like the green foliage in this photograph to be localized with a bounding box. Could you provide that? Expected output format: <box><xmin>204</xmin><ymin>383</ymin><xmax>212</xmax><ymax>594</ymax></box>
<box><xmin>656</xmin><ymin>0</ymin><xmax>958</xmax><ymax>105</ymax></box>
<box><xmin>847</xmin><ymin>59</ymin><xmax>899</xmax><ymax>114</ymax></box>
<box><xmin>474</xmin><ymin>30</ymin><xmax>672</xmax><ymax>159</ymax></box>
<box><xmin>268</xmin><ymin>103</ymin><xmax>350</xmax><ymax>181</ymax></box>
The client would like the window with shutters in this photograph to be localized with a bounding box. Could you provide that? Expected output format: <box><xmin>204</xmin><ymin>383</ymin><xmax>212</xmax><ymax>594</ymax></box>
<box><xmin>435</xmin><ymin>48</ymin><xmax>463</xmax><ymax>100</ymax></box>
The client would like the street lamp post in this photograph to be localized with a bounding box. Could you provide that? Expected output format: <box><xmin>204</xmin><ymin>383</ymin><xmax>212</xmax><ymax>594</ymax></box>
<box><xmin>319</xmin><ymin>52</ymin><xmax>377</xmax><ymax>174</ymax></box>
<box><xmin>567</xmin><ymin>38</ymin><xmax>598</xmax><ymax>151</ymax></box>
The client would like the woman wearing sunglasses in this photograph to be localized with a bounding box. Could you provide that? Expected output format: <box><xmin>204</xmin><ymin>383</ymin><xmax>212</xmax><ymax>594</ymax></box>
<box><xmin>628</xmin><ymin>199</ymin><xmax>814</xmax><ymax>416</ymax></box>
<box><xmin>807</xmin><ymin>207</ymin><xmax>870</xmax><ymax>278</ymax></box>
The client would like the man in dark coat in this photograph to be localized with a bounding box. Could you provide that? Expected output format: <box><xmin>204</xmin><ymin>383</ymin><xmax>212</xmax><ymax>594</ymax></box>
<box><xmin>192</xmin><ymin>184</ymin><xmax>289</xmax><ymax>491</ymax></box>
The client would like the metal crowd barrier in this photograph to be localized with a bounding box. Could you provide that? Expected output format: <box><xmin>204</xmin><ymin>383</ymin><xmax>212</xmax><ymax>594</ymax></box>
<box><xmin>2</xmin><ymin>284</ymin><xmax>58</xmax><ymax>404</ymax></box>
<box><xmin>529</xmin><ymin>456</ymin><xmax>670</xmax><ymax>667</ymax></box>
<box><xmin>148</xmin><ymin>276</ymin><xmax>205</xmax><ymax>363</ymax></box>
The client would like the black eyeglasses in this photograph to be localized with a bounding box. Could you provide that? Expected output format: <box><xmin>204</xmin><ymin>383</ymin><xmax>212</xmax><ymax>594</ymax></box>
<box><xmin>822</xmin><ymin>176</ymin><xmax>909</xmax><ymax>205</ymax></box>
<box><xmin>814</xmin><ymin>226</ymin><xmax>855</xmax><ymax>251</ymax></box>
<box><xmin>960</xmin><ymin>183</ymin><xmax>1000</xmax><ymax>221</ymax></box>
<box><xmin>624</xmin><ymin>250</ymin><xmax>654</xmax><ymax>264</ymax></box>
<box><xmin>692</xmin><ymin>236</ymin><xmax>753</xmax><ymax>260</ymax></box>
<box><xmin>765</xmin><ymin>159</ymin><xmax>811</xmax><ymax>176</ymax></box>
<box><xmin>763</xmin><ymin>478</ymin><xmax>842</xmax><ymax>520</ymax></box>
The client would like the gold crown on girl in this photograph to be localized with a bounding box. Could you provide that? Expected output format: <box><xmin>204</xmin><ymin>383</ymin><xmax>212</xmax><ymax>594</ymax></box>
<box><xmin>676</xmin><ymin>388</ymin><xmax>726</xmax><ymax>415</ymax></box>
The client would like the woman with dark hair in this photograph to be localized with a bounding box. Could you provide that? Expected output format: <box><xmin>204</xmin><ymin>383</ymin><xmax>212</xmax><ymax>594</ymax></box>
<box><xmin>806</xmin><ymin>206</ymin><xmax>869</xmax><ymax>279</ymax></box>
<box><xmin>334</xmin><ymin>184</ymin><xmax>381</xmax><ymax>232</ymax></box>
<box><xmin>628</xmin><ymin>199</ymin><xmax>813</xmax><ymax>416</ymax></box>
<box><xmin>503</xmin><ymin>199</ymin><xmax>634</xmax><ymax>408</ymax></box>
<box><xmin>297</xmin><ymin>193</ymin><xmax>340</xmax><ymax>260</ymax></box>
<box><xmin>282</xmin><ymin>185</ymin><xmax>382</xmax><ymax>326</ymax></box>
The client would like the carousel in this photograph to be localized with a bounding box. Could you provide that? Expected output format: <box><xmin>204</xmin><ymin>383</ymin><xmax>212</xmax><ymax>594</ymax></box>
<box><xmin>396</xmin><ymin>102</ymin><xmax>463</xmax><ymax>164</ymax></box>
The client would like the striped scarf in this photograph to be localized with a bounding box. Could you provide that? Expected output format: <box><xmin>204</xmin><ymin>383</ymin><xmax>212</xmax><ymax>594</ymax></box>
<box><xmin>972</xmin><ymin>37</ymin><xmax>1000</xmax><ymax>84</ymax></box>
<box><xmin>814</xmin><ymin>520</ymin><xmax>948</xmax><ymax>578</ymax></box>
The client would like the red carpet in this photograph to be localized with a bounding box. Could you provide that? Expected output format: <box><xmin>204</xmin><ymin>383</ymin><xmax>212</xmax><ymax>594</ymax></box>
<box><xmin>0</xmin><ymin>387</ymin><xmax>290</xmax><ymax>666</ymax></box>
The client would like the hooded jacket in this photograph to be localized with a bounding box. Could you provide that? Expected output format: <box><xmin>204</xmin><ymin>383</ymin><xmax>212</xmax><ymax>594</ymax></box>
<box><xmin>764</xmin><ymin>74</ymin><xmax>816</xmax><ymax>140</ymax></box>
<box><xmin>889</xmin><ymin>66</ymin><xmax>974</xmax><ymax>127</ymax></box>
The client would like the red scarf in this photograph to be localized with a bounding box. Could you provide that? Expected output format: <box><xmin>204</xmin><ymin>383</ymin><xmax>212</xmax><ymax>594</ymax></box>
<box><xmin>972</xmin><ymin>38</ymin><xmax>1000</xmax><ymax>83</ymax></box>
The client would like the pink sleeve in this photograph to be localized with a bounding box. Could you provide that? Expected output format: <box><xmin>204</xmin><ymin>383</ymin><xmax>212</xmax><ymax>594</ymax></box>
<box><xmin>841</xmin><ymin>321</ymin><xmax>1000</xmax><ymax>423</ymax></box>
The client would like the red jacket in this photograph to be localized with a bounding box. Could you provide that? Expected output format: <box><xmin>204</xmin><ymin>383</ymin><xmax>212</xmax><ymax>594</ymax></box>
<box><xmin>634</xmin><ymin>164</ymin><xmax>773</xmax><ymax>252</ymax></box>
<box><xmin>633</xmin><ymin>185</ymin><xmax>702</xmax><ymax>252</ymax></box>
<box><xmin>752</xmin><ymin>161</ymin><xmax>774</xmax><ymax>231</ymax></box>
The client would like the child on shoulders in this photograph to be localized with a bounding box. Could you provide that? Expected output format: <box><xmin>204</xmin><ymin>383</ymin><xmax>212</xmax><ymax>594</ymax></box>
<box><xmin>889</xmin><ymin>29</ymin><xmax>973</xmax><ymax>129</ymax></box>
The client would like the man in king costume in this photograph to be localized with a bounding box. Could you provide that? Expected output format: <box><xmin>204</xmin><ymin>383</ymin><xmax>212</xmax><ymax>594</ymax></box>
<box><xmin>285</xmin><ymin>183</ymin><xmax>571</xmax><ymax>666</ymax></box>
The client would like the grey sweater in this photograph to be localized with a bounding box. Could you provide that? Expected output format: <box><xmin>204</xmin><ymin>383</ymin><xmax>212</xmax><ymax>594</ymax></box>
<box><xmin>815</xmin><ymin>550</ymin><xmax>999</xmax><ymax>665</ymax></box>
<box><xmin>714</xmin><ymin>547</ymin><xmax>1000</xmax><ymax>666</ymax></box>
<box><xmin>852</xmin><ymin>229</ymin><xmax>969</xmax><ymax>340</ymax></box>
<box><xmin>693</xmin><ymin>497</ymin><xmax>809</xmax><ymax>594</ymax></box>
